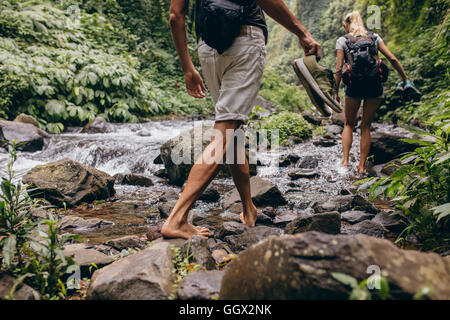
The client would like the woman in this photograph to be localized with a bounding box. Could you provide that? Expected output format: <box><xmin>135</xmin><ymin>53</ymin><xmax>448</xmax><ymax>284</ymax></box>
<box><xmin>334</xmin><ymin>11</ymin><xmax>413</xmax><ymax>174</ymax></box>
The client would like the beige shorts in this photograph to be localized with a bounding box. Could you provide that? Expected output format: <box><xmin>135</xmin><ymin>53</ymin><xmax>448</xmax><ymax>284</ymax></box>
<box><xmin>198</xmin><ymin>25</ymin><xmax>267</xmax><ymax>124</ymax></box>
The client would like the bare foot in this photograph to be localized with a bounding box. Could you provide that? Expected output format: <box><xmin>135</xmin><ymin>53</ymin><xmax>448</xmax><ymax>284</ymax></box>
<box><xmin>239</xmin><ymin>205</ymin><xmax>258</xmax><ymax>227</ymax></box>
<box><xmin>341</xmin><ymin>159</ymin><xmax>349</xmax><ymax>167</ymax></box>
<box><xmin>161</xmin><ymin>220</ymin><xmax>211</xmax><ymax>239</ymax></box>
<box><xmin>357</xmin><ymin>167</ymin><xmax>367</xmax><ymax>175</ymax></box>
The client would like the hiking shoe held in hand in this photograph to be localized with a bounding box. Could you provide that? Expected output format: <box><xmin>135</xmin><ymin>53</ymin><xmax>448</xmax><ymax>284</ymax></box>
<box><xmin>393</xmin><ymin>82</ymin><xmax>405</xmax><ymax>100</ymax></box>
<box><xmin>292</xmin><ymin>56</ymin><xmax>343</xmax><ymax>117</ymax></box>
<box><xmin>403</xmin><ymin>80</ymin><xmax>422</xmax><ymax>101</ymax></box>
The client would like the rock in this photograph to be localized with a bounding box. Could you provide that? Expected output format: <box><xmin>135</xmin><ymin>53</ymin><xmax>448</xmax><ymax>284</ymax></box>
<box><xmin>13</xmin><ymin>113</ymin><xmax>39</xmax><ymax>127</ymax></box>
<box><xmin>158</xmin><ymin>200</ymin><xmax>177</xmax><ymax>218</ymax></box>
<box><xmin>0</xmin><ymin>120</ymin><xmax>46</xmax><ymax>152</ymax></box>
<box><xmin>146</xmin><ymin>224</ymin><xmax>163</xmax><ymax>241</ymax></box>
<box><xmin>285</xmin><ymin>136</ymin><xmax>303</xmax><ymax>146</ymax></box>
<box><xmin>218</xmin><ymin>221</ymin><xmax>248</xmax><ymax>239</ymax></box>
<box><xmin>177</xmin><ymin>270</ymin><xmax>224</xmax><ymax>300</ymax></box>
<box><xmin>219</xmin><ymin>232</ymin><xmax>450</xmax><ymax>300</ymax></box>
<box><xmin>326</xmin><ymin>124</ymin><xmax>343</xmax><ymax>135</ymax></box>
<box><xmin>223</xmin><ymin>176</ymin><xmax>287</xmax><ymax>208</ymax></box>
<box><xmin>60</xmin><ymin>216</ymin><xmax>114</xmax><ymax>231</ymax></box>
<box><xmin>114</xmin><ymin>173</ymin><xmax>153</xmax><ymax>187</ymax></box>
<box><xmin>344</xmin><ymin>220</ymin><xmax>386</xmax><ymax>238</ymax></box>
<box><xmin>22</xmin><ymin>159</ymin><xmax>115</xmax><ymax>207</ymax></box>
<box><xmin>199</xmin><ymin>187</ymin><xmax>220</xmax><ymax>203</ymax></box>
<box><xmin>254</xmin><ymin>96</ymin><xmax>277</xmax><ymax>116</ymax></box>
<box><xmin>273</xmin><ymin>211</ymin><xmax>298</xmax><ymax>228</ymax></box>
<box><xmin>279</xmin><ymin>154</ymin><xmax>301</xmax><ymax>167</ymax></box>
<box><xmin>371</xmin><ymin>211</ymin><xmax>408</xmax><ymax>233</ymax></box>
<box><xmin>0</xmin><ymin>274</ymin><xmax>39</xmax><ymax>300</ymax></box>
<box><xmin>154</xmin><ymin>168</ymin><xmax>167</xmax><ymax>178</ymax></box>
<box><xmin>313</xmin><ymin>137</ymin><xmax>336</xmax><ymax>147</ymax></box>
<box><xmin>288</xmin><ymin>169</ymin><xmax>319</xmax><ymax>180</ymax></box>
<box><xmin>106</xmin><ymin>235</ymin><xmax>144</xmax><ymax>251</ymax></box>
<box><xmin>224</xmin><ymin>226</ymin><xmax>283</xmax><ymax>253</ymax></box>
<box><xmin>297</xmin><ymin>155</ymin><xmax>319</xmax><ymax>169</ymax></box>
<box><xmin>331</xmin><ymin>111</ymin><xmax>346</xmax><ymax>127</ymax></box>
<box><xmin>212</xmin><ymin>249</ymin><xmax>229</xmax><ymax>264</ymax></box>
<box><xmin>87</xmin><ymin>242</ymin><xmax>174</xmax><ymax>300</ymax></box>
<box><xmin>285</xmin><ymin>212</ymin><xmax>341</xmax><ymax>235</ymax></box>
<box><xmin>341</xmin><ymin>211</ymin><xmax>374</xmax><ymax>224</ymax></box>
<box><xmin>160</xmin><ymin>125</ymin><xmax>256</xmax><ymax>186</ymax></box>
<box><xmin>153</xmin><ymin>154</ymin><xmax>163</xmax><ymax>164</ymax></box>
<box><xmin>302</xmin><ymin>112</ymin><xmax>322</xmax><ymax>126</ymax></box>
<box><xmin>183</xmin><ymin>236</ymin><xmax>216</xmax><ymax>270</ymax></box>
<box><xmin>256</xmin><ymin>212</ymin><xmax>273</xmax><ymax>225</ymax></box>
<box><xmin>63</xmin><ymin>244</ymin><xmax>114</xmax><ymax>276</ymax></box>
<box><xmin>160</xmin><ymin>189</ymin><xmax>179</xmax><ymax>202</ymax></box>
<box><xmin>314</xmin><ymin>195</ymin><xmax>379</xmax><ymax>214</ymax></box>
<box><xmin>227</xmin><ymin>203</ymin><xmax>243</xmax><ymax>214</ymax></box>
<box><xmin>380</xmin><ymin>160</ymin><xmax>402</xmax><ymax>176</ymax></box>
<box><xmin>80</xmin><ymin>116</ymin><xmax>114</xmax><ymax>134</ymax></box>
<box><xmin>370</xmin><ymin>130</ymin><xmax>420</xmax><ymax>165</ymax></box>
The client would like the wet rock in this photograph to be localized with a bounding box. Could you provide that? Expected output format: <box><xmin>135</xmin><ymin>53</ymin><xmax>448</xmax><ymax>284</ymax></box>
<box><xmin>22</xmin><ymin>159</ymin><xmax>115</xmax><ymax>207</ymax></box>
<box><xmin>63</xmin><ymin>244</ymin><xmax>114</xmax><ymax>277</ymax></box>
<box><xmin>262</xmin><ymin>207</ymin><xmax>276</xmax><ymax>219</ymax></box>
<box><xmin>219</xmin><ymin>211</ymin><xmax>241</xmax><ymax>222</ymax></box>
<box><xmin>160</xmin><ymin>189</ymin><xmax>179</xmax><ymax>203</ymax></box>
<box><xmin>256</xmin><ymin>212</ymin><xmax>273</xmax><ymax>225</ymax></box>
<box><xmin>279</xmin><ymin>154</ymin><xmax>301</xmax><ymax>167</ymax></box>
<box><xmin>371</xmin><ymin>211</ymin><xmax>408</xmax><ymax>233</ymax></box>
<box><xmin>227</xmin><ymin>203</ymin><xmax>243</xmax><ymax>214</ymax></box>
<box><xmin>344</xmin><ymin>220</ymin><xmax>386</xmax><ymax>238</ymax></box>
<box><xmin>0</xmin><ymin>274</ymin><xmax>39</xmax><ymax>300</ymax></box>
<box><xmin>297</xmin><ymin>155</ymin><xmax>319</xmax><ymax>169</ymax></box>
<box><xmin>0</xmin><ymin>120</ymin><xmax>46</xmax><ymax>152</ymax></box>
<box><xmin>177</xmin><ymin>270</ymin><xmax>224</xmax><ymax>300</ymax></box>
<box><xmin>380</xmin><ymin>160</ymin><xmax>402</xmax><ymax>176</ymax></box>
<box><xmin>158</xmin><ymin>200</ymin><xmax>177</xmax><ymax>218</ymax></box>
<box><xmin>183</xmin><ymin>236</ymin><xmax>216</xmax><ymax>270</ymax></box>
<box><xmin>106</xmin><ymin>235</ymin><xmax>144</xmax><ymax>251</ymax></box>
<box><xmin>313</xmin><ymin>137</ymin><xmax>336</xmax><ymax>147</ymax></box>
<box><xmin>219</xmin><ymin>232</ymin><xmax>450</xmax><ymax>300</ymax></box>
<box><xmin>288</xmin><ymin>169</ymin><xmax>319</xmax><ymax>180</ymax></box>
<box><xmin>223</xmin><ymin>176</ymin><xmax>287</xmax><ymax>208</ymax></box>
<box><xmin>326</xmin><ymin>124</ymin><xmax>343</xmax><ymax>136</ymax></box>
<box><xmin>13</xmin><ymin>113</ymin><xmax>40</xmax><ymax>128</ymax></box>
<box><xmin>285</xmin><ymin>212</ymin><xmax>341</xmax><ymax>235</ymax></box>
<box><xmin>302</xmin><ymin>112</ymin><xmax>322</xmax><ymax>126</ymax></box>
<box><xmin>314</xmin><ymin>195</ymin><xmax>379</xmax><ymax>214</ymax></box>
<box><xmin>370</xmin><ymin>130</ymin><xmax>420</xmax><ymax>165</ymax></box>
<box><xmin>340</xmin><ymin>188</ymin><xmax>351</xmax><ymax>195</ymax></box>
<box><xmin>218</xmin><ymin>221</ymin><xmax>248</xmax><ymax>239</ymax></box>
<box><xmin>87</xmin><ymin>242</ymin><xmax>174</xmax><ymax>300</ymax></box>
<box><xmin>146</xmin><ymin>224</ymin><xmax>163</xmax><ymax>241</ymax></box>
<box><xmin>212</xmin><ymin>249</ymin><xmax>229</xmax><ymax>264</ymax></box>
<box><xmin>160</xmin><ymin>125</ymin><xmax>256</xmax><ymax>186</ymax></box>
<box><xmin>153</xmin><ymin>154</ymin><xmax>163</xmax><ymax>164</ymax></box>
<box><xmin>114</xmin><ymin>173</ymin><xmax>153</xmax><ymax>187</ymax></box>
<box><xmin>224</xmin><ymin>226</ymin><xmax>283</xmax><ymax>253</ymax></box>
<box><xmin>61</xmin><ymin>216</ymin><xmax>114</xmax><ymax>231</ymax></box>
<box><xmin>331</xmin><ymin>111</ymin><xmax>346</xmax><ymax>127</ymax></box>
<box><xmin>273</xmin><ymin>211</ymin><xmax>298</xmax><ymax>228</ymax></box>
<box><xmin>285</xmin><ymin>136</ymin><xmax>303</xmax><ymax>146</ymax></box>
<box><xmin>80</xmin><ymin>116</ymin><xmax>114</xmax><ymax>134</ymax></box>
<box><xmin>154</xmin><ymin>168</ymin><xmax>167</xmax><ymax>178</ymax></box>
<box><xmin>341</xmin><ymin>211</ymin><xmax>374</xmax><ymax>224</ymax></box>
<box><xmin>199</xmin><ymin>187</ymin><xmax>220</xmax><ymax>203</ymax></box>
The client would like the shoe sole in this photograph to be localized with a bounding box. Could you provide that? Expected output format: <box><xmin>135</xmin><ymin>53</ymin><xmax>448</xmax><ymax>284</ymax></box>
<box><xmin>404</xmin><ymin>86</ymin><xmax>422</xmax><ymax>101</ymax></box>
<box><xmin>292</xmin><ymin>59</ymin><xmax>343</xmax><ymax>114</ymax></box>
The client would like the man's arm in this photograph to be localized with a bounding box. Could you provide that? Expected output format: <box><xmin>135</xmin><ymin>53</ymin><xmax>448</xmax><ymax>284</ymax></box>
<box><xmin>170</xmin><ymin>0</ymin><xmax>206</xmax><ymax>98</ymax></box>
<box><xmin>256</xmin><ymin>0</ymin><xmax>322</xmax><ymax>58</ymax></box>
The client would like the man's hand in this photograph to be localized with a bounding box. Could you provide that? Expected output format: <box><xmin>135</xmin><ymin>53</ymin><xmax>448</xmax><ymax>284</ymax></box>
<box><xmin>299</xmin><ymin>35</ymin><xmax>322</xmax><ymax>60</ymax></box>
<box><xmin>185</xmin><ymin>69</ymin><xmax>207</xmax><ymax>99</ymax></box>
<box><xmin>334</xmin><ymin>91</ymin><xmax>341</xmax><ymax>104</ymax></box>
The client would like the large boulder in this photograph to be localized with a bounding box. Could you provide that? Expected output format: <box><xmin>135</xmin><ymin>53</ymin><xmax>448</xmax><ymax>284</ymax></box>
<box><xmin>80</xmin><ymin>116</ymin><xmax>114</xmax><ymax>134</ymax></box>
<box><xmin>223</xmin><ymin>176</ymin><xmax>287</xmax><ymax>208</ymax></box>
<box><xmin>182</xmin><ymin>236</ymin><xmax>216</xmax><ymax>270</ymax></box>
<box><xmin>22</xmin><ymin>158</ymin><xmax>115</xmax><ymax>207</ymax></box>
<box><xmin>114</xmin><ymin>173</ymin><xmax>153</xmax><ymax>187</ymax></box>
<box><xmin>0</xmin><ymin>274</ymin><xmax>39</xmax><ymax>300</ymax></box>
<box><xmin>284</xmin><ymin>212</ymin><xmax>341</xmax><ymax>235</ymax></box>
<box><xmin>219</xmin><ymin>232</ymin><xmax>450</xmax><ymax>300</ymax></box>
<box><xmin>87</xmin><ymin>242</ymin><xmax>174</xmax><ymax>300</ymax></box>
<box><xmin>0</xmin><ymin>120</ymin><xmax>47</xmax><ymax>152</ymax></box>
<box><xmin>13</xmin><ymin>113</ymin><xmax>40</xmax><ymax>127</ymax></box>
<box><xmin>313</xmin><ymin>195</ymin><xmax>378</xmax><ymax>214</ymax></box>
<box><xmin>370</xmin><ymin>129</ymin><xmax>420</xmax><ymax>165</ymax></box>
<box><xmin>63</xmin><ymin>244</ymin><xmax>114</xmax><ymax>277</ymax></box>
<box><xmin>160</xmin><ymin>125</ymin><xmax>256</xmax><ymax>186</ymax></box>
<box><xmin>177</xmin><ymin>270</ymin><xmax>224</xmax><ymax>300</ymax></box>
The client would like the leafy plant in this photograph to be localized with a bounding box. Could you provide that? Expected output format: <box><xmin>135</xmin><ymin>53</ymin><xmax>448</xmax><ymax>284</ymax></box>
<box><xmin>332</xmin><ymin>272</ymin><xmax>389</xmax><ymax>300</ymax></box>
<box><xmin>262</xmin><ymin>111</ymin><xmax>314</xmax><ymax>145</ymax></box>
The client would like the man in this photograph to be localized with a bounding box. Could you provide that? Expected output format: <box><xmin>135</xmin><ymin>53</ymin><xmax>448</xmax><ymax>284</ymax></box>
<box><xmin>161</xmin><ymin>0</ymin><xmax>322</xmax><ymax>239</ymax></box>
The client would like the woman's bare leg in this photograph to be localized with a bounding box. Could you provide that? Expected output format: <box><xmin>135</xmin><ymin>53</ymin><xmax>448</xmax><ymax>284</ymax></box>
<box><xmin>358</xmin><ymin>98</ymin><xmax>381</xmax><ymax>174</ymax></box>
<box><xmin>341</xmin><ymin>97</ymin><xmax>362</xmax><ymax>167</ymax></box>
<box><xmin>161</xmin><ymin>120</ymin><xmax>240</xmax><ymax>239</ymax></box>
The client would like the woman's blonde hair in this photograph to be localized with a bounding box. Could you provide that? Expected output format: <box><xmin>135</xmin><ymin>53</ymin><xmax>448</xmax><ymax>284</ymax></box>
<box><xmin>343</xmin><ymin>11</ymin><xmax>368</xmax><ymax>37</ymax></box>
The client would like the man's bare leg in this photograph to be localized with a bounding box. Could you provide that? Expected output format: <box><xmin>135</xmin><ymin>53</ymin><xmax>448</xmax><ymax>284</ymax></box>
<box><xmin>228</xmin><ymin>146</ymin><xmax>258</xmax><ymax>227</ymax></box>
<box><xmin>161</xmin><ymin>121</ymin><xmax>240</xmax><ymax>239</ymax></box>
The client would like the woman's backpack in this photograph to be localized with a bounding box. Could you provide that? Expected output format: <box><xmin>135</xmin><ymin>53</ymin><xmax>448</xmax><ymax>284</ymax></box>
<box><xmin>342</xmin><ymin>32</ymin><xmax>389</xmax><ymax>89</ymax></box>
<box><xmin>197</xmin><ymin>0</ymin><xmax>247</xmax><ymax>54</ymax></box>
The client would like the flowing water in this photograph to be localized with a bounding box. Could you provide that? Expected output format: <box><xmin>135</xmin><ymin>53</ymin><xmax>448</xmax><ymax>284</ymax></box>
<box><xmin>0</xmin><ymin>118</ymin><xmax>392</xmax><ymax>245</ymax></box>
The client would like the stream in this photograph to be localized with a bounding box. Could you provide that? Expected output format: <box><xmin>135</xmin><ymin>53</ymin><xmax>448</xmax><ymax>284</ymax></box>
<box><xmin>0</xmin><ymin>118</ymin><xmax>394</xmax><ymax>245</ymax></box>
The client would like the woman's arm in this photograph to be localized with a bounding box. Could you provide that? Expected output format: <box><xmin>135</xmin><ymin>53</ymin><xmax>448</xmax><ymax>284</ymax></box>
<box><xmin>334</xmin><ymin>49</ymin><xmax>345</xmax><ymax>102</ymax></box>
<box><xmin>378</xmin><ymin>41</ymin><xmax>408</xmax><ymax>83</ymax></box>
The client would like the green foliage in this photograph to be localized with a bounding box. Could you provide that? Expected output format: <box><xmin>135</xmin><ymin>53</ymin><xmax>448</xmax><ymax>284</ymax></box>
<box><xmin>262</xmin><ymin>111</ymin><xmax>313</xmax><ymax>145</ymax></box>
<box><xmin>332</xmin><ymin>272</ymin><xmax>389</xmax><ymax>300</ymax></box>
<box><xmin>0</xmin><ymin>140</ymin><xmax>81</xmax><ymax>299</ymax></box>
<box><xmin>355</xmin><ymin>119</ymin><xmax>450</xmax><ymax>252</ymax></box>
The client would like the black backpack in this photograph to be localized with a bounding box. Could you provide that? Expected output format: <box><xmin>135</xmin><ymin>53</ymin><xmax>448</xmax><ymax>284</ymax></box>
<box><xmin>197</xmin><ymin>0</ymin><xmax>247</xmax><ymax>54</ymax></box>
<box><xmin>342</xmin><ymin>32</ymin><xmax>389</xmax><ymax>88</ymax></box>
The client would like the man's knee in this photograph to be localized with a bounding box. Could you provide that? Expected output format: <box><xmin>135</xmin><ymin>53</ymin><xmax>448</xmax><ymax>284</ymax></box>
<box><xmin>345</xmin><ymin>119</ymin><xmax>357</xmax><ymax>128</ymax></box>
